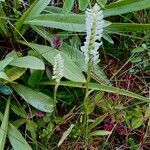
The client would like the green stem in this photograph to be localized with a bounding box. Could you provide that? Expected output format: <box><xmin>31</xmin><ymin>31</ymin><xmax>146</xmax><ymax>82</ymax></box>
<box><xmin>54</xmin><ymin>82</ymin><xmax>59</xmax><ymax>113</ymax></box>
<box><xmin>84</xmin><ymin>61</ymin><xmax>92</xmax><ymax>150</ymax></box>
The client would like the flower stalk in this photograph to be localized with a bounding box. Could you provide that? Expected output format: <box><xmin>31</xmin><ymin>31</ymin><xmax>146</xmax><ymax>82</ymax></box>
<box><xmin>81</xmin><ymin>3</ymin><xmax>105</xmax><ymax>149</ymax></box>
<box><xmin>52</xmin><ymin>53</ymin><xmax>64</xmax><ymax>111</ymax></box>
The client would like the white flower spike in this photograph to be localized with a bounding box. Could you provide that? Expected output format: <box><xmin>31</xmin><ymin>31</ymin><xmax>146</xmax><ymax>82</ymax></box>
<box><xmin>52</xmin><ymin>53</ymin><xmax>64</xmax><ymax>83</ymax></box>
<box><xmin>81</xmin><ymin>3</ymin><xmax>105</xmax><ymax>66</ymax></box>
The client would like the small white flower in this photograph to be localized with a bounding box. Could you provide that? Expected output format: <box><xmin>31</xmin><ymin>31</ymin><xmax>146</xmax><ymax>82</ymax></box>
<box><xmin>81</xmin><ymin>3</ymin><xmax>105</xmax><ymax>66</ymax></box>
<box><xmin>52</xmin><ymin>53</ymin><xmax>64</xmax><ymax>83</ymax></box>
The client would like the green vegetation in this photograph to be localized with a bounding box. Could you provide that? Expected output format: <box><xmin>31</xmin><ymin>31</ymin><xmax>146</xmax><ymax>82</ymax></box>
<box><xmin>0</xmin><ymin>0</ymin><xmax>150</xmax><ymax>149</ymax></box>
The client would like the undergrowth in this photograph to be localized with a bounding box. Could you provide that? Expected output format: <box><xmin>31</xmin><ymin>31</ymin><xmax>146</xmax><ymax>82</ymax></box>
<box><xmin>0</xmin><ymin>0</ymin><xmax>150</xmax><ymax>150</ymax></box>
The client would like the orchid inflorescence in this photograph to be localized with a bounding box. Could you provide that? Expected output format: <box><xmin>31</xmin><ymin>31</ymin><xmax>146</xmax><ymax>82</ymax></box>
<box><xmin>81</xmin><ymin>3</ymin><xmax>105</xmax><ymax>66</ymax></box>
<box><xmin>52</xmin><ymin>53</ymin><xmax>64</xmax><ymax>83</ymax></box>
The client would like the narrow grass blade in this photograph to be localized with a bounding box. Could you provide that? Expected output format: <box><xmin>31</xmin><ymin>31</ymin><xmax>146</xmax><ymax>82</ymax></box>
<box><xmin>0</xmin><ymin>7</ymin><xmax>9</xmax><ymax>37</ymax></box>
<box><xmin>0</xmin><ymin>97</ymin><xmax>10</xmax><ymax>150</ymax></box>
<box><xmin>89</xmin><ymin>130</ymin><xmax>111</xmax><ymax>137</ymax></box>
<box><xmin>58</xmin><ymin>124</ymin><xmax>75</xmax><ymax>147</ymax></box>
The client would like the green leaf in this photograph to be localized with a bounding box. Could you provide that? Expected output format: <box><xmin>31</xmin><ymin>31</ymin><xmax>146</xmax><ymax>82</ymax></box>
<box><xmin>12</xmin><ymin>119</ymin><xmax>26</xmax><ymax>128</ymax></box>
<box><xmin>9</xmin><ymin>56</ymin><xmax>45</xmax><ymax>70</ymax></box>
<box><xmin>6</xmin><ymin>67</ymin><xmax>26</xmax><ymax>81</ymax></box>
<box><xmin>11</xmin><ymin>83</ymin><xmax>54</xmax><ymax>113</ymax></box>
<box><xmin>106</xmin><ymin>23</ymin><xmax>150</xmax><ymax>32</ymax></box>
<box><xmin>89</xmin><ymin>130</ymin><xmax>111</xmax><ymax>137</ymax></box>
<box><xmin>131</xmin><ymin>47</ymin><xmax>145</xmax><ymax>54</ymax></box>
<box><xmin>25</xmin><ymin>14</ymin><xmax>85</xmax><ymax>32</ymax></box>
<box><xmin>11</xmin><ymin>104</ymin><xmax>27</xmax><ymax>118</ymax></box>
<box><xmin>28</xmin><ymin>70</ymin><xmax>43</xmax><ymax>88</ymax></box>
<box><xmin>131</xmin><ymin>57</ymin><xmax>142</xmax><ymax>63</ymax></box>
<box><xmin>78</xmin><ymin>0</ymin><xmax>89</xmax><ymax>11</ymax></box>
<box><xmin>15</xmin><ymin>0</ymin><xmax>51</xmax><ymax>35</ymax></box>
<box><xmin>0</xmin><ymin>97</ymin><xmax>10</xmax><ymax>150</ymax></box>
<box><xmin>104</xmin><ymin>0</ymin><xmax>150</xmax><ymax>17</ymax></box>
<box><xmin>97</xmin><ymin>0</ymin><xmax>107</xmax><ymax>8</ymax></box>
<box><xmin>42</xmin><ymin>81</ymin><xmax>150</xmax><ymax>103</ymax></box>
<box><xmin>0</xmin><ymin>6</ymin><xmax>9</xmax><ymax>37</ymax></box>
<box><xmin>19</xmin><ymin>42</ymin><xmax>86</xmax><ymax>82</ymax></box>
<box><xmin>103</xmin><ymin>32</ymin><xmax>114</xmax><ymax>44</ymax></box>
<box><xmin>26</xmin><ymin>14</ymin><xmax>150</xmax><ymax>33</ymax></box>
<box><xmin>0</xmin><ymin>57</ymin><xmax>14</xmax><ymax>72</ymax></box>
<box><xmin>63</xmin><ymin>0</ymin><xmax>74</xmax><ymax>14</ymax></box>
<box><xmin>44</xmin><ymin>6</ymin><xmax>64</xmax><ymax>14</ymax></box>
<box><xmin>131</xmin><ymin>117</ymin><xmax>144</xmax><ymax>129</ymax></box>
<box><xmin>26</xmin><ymin>120</ymin><xmax>37</xmax><ymax>140</ymax></box>
<box><xmin>26</xmin><ymin>0</ymin><xmax>52</xmax><ymax>19</ymax></box>
<box><xmin>15</xmin><ymin>0</ymin><xmax>39</xmax><ymax>32</ymax></box>
<box><xmin>32</xmin><ymin>27</ymin><xmax>109</xmax><ymax>84</ymax></box>
<box><xmin>88</xmin><ymin>115</ymin><xmax>106</xmax><ymax>132</ymax></box>
<box><xmin>0</xmin><ymin>112</ymin><xmax>32</xmax><ymax>150</ymax></box>
<box><xmin>0</xmin><ymin>71</ymin><xmax>12</xmax><ymax>82</ymax></box>
<box><xmin>58</xmin><ymin>124</ymin><xmax>75</xmax><ymax>147</ymax></box>
<box><xmin>32</xmin><ymin>26</ymin><xmax>53</xmax><ymax>42</ymax></box>
<box><xmin>8</xmin><ymin>123</ymin><xmax>32</xmax><ymax>150</ymax></box>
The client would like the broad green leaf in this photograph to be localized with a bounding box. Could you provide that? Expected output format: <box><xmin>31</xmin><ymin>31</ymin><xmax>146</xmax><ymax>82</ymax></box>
<box><xmin>0</xmin><ymin>97</ymin><xmax>10</xmax><ymax>150</ymax></box>
<box><xmin>0</xmin><ymin>71</ymin><xmax>12</xmax><ymax>82</ymax></box>
<box><xmin>26</xmin><ymin>14</ymin><xmax>150</xmax><ymax>33</ymax></box>
<box><xmin>28</xmin><ymin>70</ymin><xmax>43</xmax><ymax>88</ymax></box>
<box><xmin>0</xmin><ymin>57</ymin><xmax>14</xmax><ymax>72</ymax></box>
<box><xmin>19</xmin><ymin>42</ymin><xmax>86</xmax><ymax>82</ymax></box>
<box><xmin>0</xmin><ymin>112</ymin><xmax>32</xmax><ymax>150</ymax></box>
<box><xmin>9</xmin><ymin>56</ymin><xmax>45</xmax><ymax>70</ymax></box>
<box><xmin>42</xmin><ymin>81</ymin><xmax>150</xmax><ymax>103</ymax></box>
<box><xmin>104</xmin><ymin>0</ymin><xmax>150</xmax><ymax>17</ymax></box>
<box><xmin>6</xmin><ymin>67</ymin><xmax>26</xmax><ymax>81</ymax></box>
<box><xmin>25</xmin><ymin>14</ymin><xmax>85</xmax><ymax>32</ymax></box>
<box><xmin>32</xmin><ymin>27</ymin><xmax>108</xmax><ymax>83</ymax></box>
<box><xmin>60</xmin><ymin>43</ymin><xmax>109</xmax><ymax>84</ymax></box>
<box><xmin>89</xmin><ymin>130</ymin><xmax>111</xmax><ymax>137</ymax></box>
<box><xmin>106</xmin><ymin>23</ymin><xmax>150</xmax><ymax>32</ymax></box>
<box><xmin>11</xmin><ymin>83</ymin><xmax>54</xmax><ymax>113</ymax></box>
<box><xmin>5</xmin><ymin>50</ymin><xmax>21</xmax><ymax>59</ymax></box>
<box><xmin>63</xmin><ymin>0</ymin><xmax>74</xmax><ymax>14</ymax></box>
<box><xmin>8</xmin><ymin>123</ymin><xmax>32</xmax><ymax>150</ymax></box>
<box><xmin>78</xmin><ymin>0</ymin><xmax>89</xmax><ymax>11</ymax></box>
